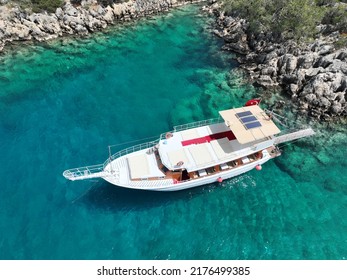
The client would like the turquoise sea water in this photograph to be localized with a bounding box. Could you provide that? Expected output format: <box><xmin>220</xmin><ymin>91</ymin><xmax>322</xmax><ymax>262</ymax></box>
<box><xmin>0</xmin><ymin>5</ymin><xmax>346</xmax><ymax>260</ymax></box>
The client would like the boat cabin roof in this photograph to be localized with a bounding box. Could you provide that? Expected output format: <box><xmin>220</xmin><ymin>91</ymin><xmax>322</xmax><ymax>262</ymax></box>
<box><xmin>158</xmin><ymin>122</ymin><xmax>273</xmax><ymax>173</ymax></box>
<box><xmin>219</xmin><ymin>105</ymin><xmax>281</xmax><ymax>144</ymax></box>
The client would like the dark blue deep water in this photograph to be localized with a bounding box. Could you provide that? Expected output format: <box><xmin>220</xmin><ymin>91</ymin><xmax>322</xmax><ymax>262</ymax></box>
<box><xmin>0</xmin><ymin>5</ymin><xmax>346</xmax><ymax>260</ymax></box>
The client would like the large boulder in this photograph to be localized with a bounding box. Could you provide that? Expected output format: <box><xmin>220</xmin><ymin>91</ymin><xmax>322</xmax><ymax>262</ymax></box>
<box><xmin>222</xmin><ymin>41</ymin><xmax>250</xmax><ymax>54</ymax></box>
<box><xmin>254</xmin><ymin>75</ymin><xmax>278</xmax><ymax>88</ymax></box>
<box><xmin>297</xmin><ymin>52</ymin><xmax>319</xmax><ymax>69</ymax></box>
<box><xmin>28</xmin><ymin>13</ymin><xmax>61</xmax><ymax>35</ymax></box>
<box><xmin>22</xmin><ymin>19</ymin><xmax>45</xmax><ymax>39</ymax></box>
<box><xmin>103</xmin><ymin>6</ymin><xmax>114</xmax><ymax>23</ymax></box>
<box><xmin>278</xmin><ymin>54</ymin><xmax>297</xmax><ymax>74</ymax></box>
<box><xmin>5</xmin><ymin>23</ymin><xmax>31</xmax><ymax>40</ymax></box>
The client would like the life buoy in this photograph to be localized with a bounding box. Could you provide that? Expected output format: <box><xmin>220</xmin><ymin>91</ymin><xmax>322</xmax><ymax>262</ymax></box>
<box><xmin>176</xmin><ymin>161</ymin><xmax>184</xmax><ymax>167</ymax></box>
<box><xmin>165</xmin><ymin>132</ymin><xmax>173</xmax><ymax>139</ymax></box>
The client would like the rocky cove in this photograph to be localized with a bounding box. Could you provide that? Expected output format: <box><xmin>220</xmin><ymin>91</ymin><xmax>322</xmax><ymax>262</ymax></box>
<box><xmin>0</xmin><ymin>0</ymin><xmax>204</xmax><ymax>52</ymax></box>
<box><xmin>0</xmin><ymin>0</ymin><xmax>346</xmax><ymax>121</ymax></box>
<box><xmin>206</xmin><ymin>2</ymin><xmax>347</xmax><ymax>121</ymax></box>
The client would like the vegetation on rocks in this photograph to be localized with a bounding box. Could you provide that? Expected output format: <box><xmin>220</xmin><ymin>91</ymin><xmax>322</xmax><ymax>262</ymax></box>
<box><xmin>321</xmin><ymin>1</ymin><xmax>347</xmax><ymax>33</ymax></box>
<box><xmin>222</xmin><ymin>0</ymin><xmax>347</xmax><ymax>42</ymax></box>
<box><xmin>10</xmin><ymin>0</ymin><xmax>128</xmax><ymax>13</ymax></box>
<box><xmin>206</xmin><ymin>1</ymin><xmax>347</xmax><ymax>120</ymax></box>
<box><xmin>12</xmin><ymin>0</ymin><xmax>63</xmax><ymax>13</ymax></box>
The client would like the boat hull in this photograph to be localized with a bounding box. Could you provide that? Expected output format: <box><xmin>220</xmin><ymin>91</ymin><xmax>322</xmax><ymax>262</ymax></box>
<box><xmin>102</xmin><ymin>150</ymin><xmax>272</xmax><ymax>191</ymax></box>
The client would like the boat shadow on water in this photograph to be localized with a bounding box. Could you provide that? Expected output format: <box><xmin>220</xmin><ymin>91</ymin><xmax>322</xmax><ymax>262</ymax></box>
<box><xmin>74</xmin><ymin>180</ymin><xmax>219</xmax><ymax>212</ymax></box>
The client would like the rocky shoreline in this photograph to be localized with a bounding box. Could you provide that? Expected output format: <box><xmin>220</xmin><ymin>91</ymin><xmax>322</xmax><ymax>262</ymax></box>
<box><xmin>0</xmin><ymin>0</ymin><xmax>205</xmax><ymax>52</ymax></box>
<box><xmin>1</xmin><ymin>0</ymin><xmax>346</xmax><ymax>121</ymax></box>
<box><xmin>205</xmin><ymin>2</ymin><xmax>347</xmax><ymax>121</ymax></box>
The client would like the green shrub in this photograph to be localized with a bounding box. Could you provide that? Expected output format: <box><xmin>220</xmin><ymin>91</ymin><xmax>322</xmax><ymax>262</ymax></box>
<box><xmin>12</xmin><ymin>0</ymin><xmax>63</xmax><ymax>13</ymax></box>
<box><xmin>334</xmin><ymin>35</ymin><xmax>347</xmax><ymax>48</ymax></box>
<box><xmin>322</xmin><ymin>3</ymin><xmax>347</xmax><ymax>33</ymax></box>
<box><xmin>222</xmin><ymin>0</ymin><xmax>325</xmax><ymax>41</ymax></box>
<box><xmin>31</xmin><ymin>0</ymin><xmax>63</xmax><ymax>13</ymax></box>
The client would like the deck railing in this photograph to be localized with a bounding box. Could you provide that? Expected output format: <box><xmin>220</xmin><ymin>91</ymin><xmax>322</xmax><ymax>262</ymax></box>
<box><xmin>104</xmin><ymin>139</ymin><xmax>160</xmax><ymax>167</ymax></box>
<box><xmin>64</xmin><ymin>138</ymin><xmax>162</xmax><ymax>180</ymax></box>
<box><xmin>104</xmin><ymin>118</ymin><xmax>224</xmax><ymax>165</ymax></box>
<box><xmin>63</xmin><ymin>164</ymin><xmax>105</xmax><ymax>180</ymax></box>
<box><xmin>172</xmin><ymin>117</ymin><xmax>223</xmax><ymax>133</ymax></box>
<box><xmin>69</xmin><ymin>117</ymin><xmax>224</xmax><ymax>170</ymax></box>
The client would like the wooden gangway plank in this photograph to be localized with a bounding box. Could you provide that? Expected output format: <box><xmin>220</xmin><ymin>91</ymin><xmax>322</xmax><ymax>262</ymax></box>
<box><xmin>274</xmin><ymin>128</ymin><xmax>315</xmax><ymax>145</ymax></box>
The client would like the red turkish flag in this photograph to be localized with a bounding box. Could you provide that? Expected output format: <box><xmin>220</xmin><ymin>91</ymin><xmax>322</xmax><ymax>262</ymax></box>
<box><xmin>245</xmin><ymin>98</ymin><xmax>261</xmax><ymax>106</ymax></box>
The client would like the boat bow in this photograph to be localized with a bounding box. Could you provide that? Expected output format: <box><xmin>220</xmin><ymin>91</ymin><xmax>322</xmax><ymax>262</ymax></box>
<box><xmin>63</xmin><ymin>164</ymin><xmax>109</xmax><ymax>181</ymax></box>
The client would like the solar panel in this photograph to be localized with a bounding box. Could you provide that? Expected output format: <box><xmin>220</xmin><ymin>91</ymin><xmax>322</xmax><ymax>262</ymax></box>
<box><xmin>245</xmin><ymin>121</ymin><xmax>262</xmax><ymax>129</ymax></box>
<box><xmin>240</xmin><ymin>116</ymin><xmax>257</xmax><ymax>123</ymax></box>
<box><xmin>236</xmin><ymin>111</ymin><xmax>252</xmax><ymax>118</ymax></box>
<box><xmin>235</xmin><ymin>111</ymin><xmax>263</xmax><ymax>130</ymax></box>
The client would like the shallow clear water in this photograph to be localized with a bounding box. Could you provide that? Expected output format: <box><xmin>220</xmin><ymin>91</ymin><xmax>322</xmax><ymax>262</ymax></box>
<box><xmin>0</xmin><ymin>5</ymin><xmax>346</xmax><ymax>260</ymax></box>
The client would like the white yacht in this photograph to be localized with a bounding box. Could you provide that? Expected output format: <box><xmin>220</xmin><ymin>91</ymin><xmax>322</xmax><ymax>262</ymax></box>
<box><xmin>63</xmin><ymin>102</ymin><xmax>315</xmax><ymax>191</ymax></box>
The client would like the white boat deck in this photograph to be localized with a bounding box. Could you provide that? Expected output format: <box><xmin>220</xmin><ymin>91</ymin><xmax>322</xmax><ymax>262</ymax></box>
<box><xmin>105</xmin><ymin>148</ymin><xmax>166</xmax><ymax>185</ymax></box>
<box><xmin>127</xmin><ymin>152</ymin><xmax>165</xmax><ymax>180</ymax></box>
<box><xmin>158</xmin><ymin>122</ymin><xmax>274</xmax><ymax>172</ymax></box>
<box><xmin>104</xmin><ymin>153</ymin><xmax>172</xmax><ymax>189</ymax></box>
<box><xmin>62</xmin><ymin>105</ymin><xmax>315</xmax><ymax>191</ymax></box>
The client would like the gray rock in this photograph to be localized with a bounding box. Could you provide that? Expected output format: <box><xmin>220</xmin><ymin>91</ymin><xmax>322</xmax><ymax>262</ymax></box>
<box><xmin>254</xmin><ymin>75</ymin><xmax>277</xmax><ymax>87</ymax></box>
<box><xmin>330</xmin><ymin>73</ymin><xmax>344</xmax><ymax>92</ymax></box>
<box><xmin>314</xmin><ymin>55</ymin><xmax>334</xmax><ymax>68</ymax></box>
<box><xmin>28</xmin><ymin>13</ymin><xmax>61</xmax><ymax>35</ymax></box>
<box><xmin>89</xmin><ymin>5</ymin><xmax>105</xmax><ymax>18</ymax></box>
<box><xmin>102</xmin><ymin>6</ymin><xmax>114</xmax><ymax>24</ymax></box>
<box><xmin>330</xmin><ymin>102</ymin><xmax>343</xmax><ymax>114</ymax></box>
<box><xmin>260</xmin><ymin>66</ymin><xmax>276</xmax><ymax>77</ymax></box>
<box><xmin>223</xmin><ymin>16</ymin><xmax>238</xmax><ymax>28</ymax></box>
<box><xmin>305</xmin><ymin>67</ymin><xmax>323</xmax><ymax>79</ymax></box>
<box><xmin>278</xmin><ymin>54</ymin><xmax>297</xmax><ymax>74</ymax></box>
<box><xmin>327</xmin><ymin>60</ymin><xmax>347</xmax><ymax>74</ymax></box>
<box><xmin>112</xmin><ymin>4</ymin><xmax>124</xmax><ymax>18</ymax></box>
<box><xmin>224</xmin><ymin>32</ymin><xmax>243</xmax><ymax>43</ymax></box>
<box><xmin>6</xmin><ymin>23</ymin><xmax>31</xmax><ymax>40</ymax></box>
<box><xmin>289</xmin><ymin>83</ymin><xmax>299</xmax><ymax>95</ymax></box>
<box><xmin>74</xmin><ymin>24</ymin><xmax>88</xmax><ymax>34</ymax></box>
<box><xmin>55</xmin><ymin>8</ymin><xmax>64</xmax><ymax>19</ymax></box>
<box><xmin>334</xmin><ymin>92</ymin><xmax>346</xmax><ymax>103</ymax></box>
<box><xmin>297</xmin><ymin>53</ymin><xmax>318</xmax><ymax>69</ymax></box>
<box><xmin>282</xmin><ymin>74</ymin><xmax>298</xmax><ymax>85</ymax></box>
<box><xmin>305</xmin><ymin>93</ymin><xmax>317</xmax><ymax>103</ymax></box>
<box><xmin>65</xmin><ymin>4</ymin><xmax>79</xmax><ymax>17</ymax></box>
<box><xmin>222</xmin><ymin>41</ymin><xmax>250</xmax><ymax>55</ymax></box>
<box><xmin>318</xmin><ymin>44</ymin><xmax>334</xmax><ymax>55</ymax></box>
<box><xmin>285</xmin><ymin>55</ymin><xmax>297</xmax><ymax>73</ymax></box>
<box><xmin>318</xmin><ymin>96</ymin><xmax>331</xmax><ymax>108</ymax></box>
<box><xmin>265</xmin><ymin>50</ymin><xmax>279</xmax><ymax>64</ymax></box>
<box><xmin>255</xmin><ymin>53</ymin><xmax>267</xmax><ymax>64</ymax></box>
<box><xmin>336</xmin><ymin>50</ymin><xmax>347</xmax><ymax>61</ymax></box>
<box><xmin>22</xmin><ymin>19</ymin><xmax>45</xmax><ymax>38</ymax></box>
<box><xmin>244</xmin><ymin>53</ymin><xmax>258</xmax><ymax>63</ymax></box>
<box><xmin>213</xmin><ymin>29</ymin><xmax>223</xmax><ymax>38</ymax></box>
